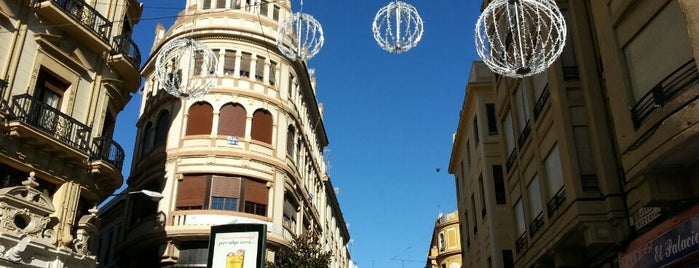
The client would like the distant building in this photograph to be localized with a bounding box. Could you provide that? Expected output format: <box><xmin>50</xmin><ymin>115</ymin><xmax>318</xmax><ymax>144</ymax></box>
<box><xmin>97</xmin><ymin>0</ymin><xmax>353</xmax><ymax>267</ymax></box>
<box><xmin>452</xmin><ymin>0</ymin><xmax>699</xmax><ymax>267</ymax></box>
<box><xmin>426</xmin><ymin>211</ymin><xmax>462</xmax><ymax>268</ymax></box>
<box><xmin>449</xmin><ymin>61</ymin><xmax>514</xmax><ymax>268</ymax></box>
<box><xmin>0</xmin><ymin>0</ymin><xmax>142</xmax><ymax>267</ymax></box>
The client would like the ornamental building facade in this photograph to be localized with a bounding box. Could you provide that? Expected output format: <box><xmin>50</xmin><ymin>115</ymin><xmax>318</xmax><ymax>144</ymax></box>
<box><xmin>426</xmin><ymin>211</ymin><xmax>463</xmax><ymax>268</ymax></box>
<box><xmin>0</xmin><ymin>0</ymin><xmax>142</xmax><ymax>267</ymax></box>
<box><xmin>451</xmin><ymin>0</ymin><xmax>699</xmax><ymax>267</ymax></box>
<box><xmin>102</xmin><ymin>0</ymin><xmax>353</xmax><ymax>267</ymax></box>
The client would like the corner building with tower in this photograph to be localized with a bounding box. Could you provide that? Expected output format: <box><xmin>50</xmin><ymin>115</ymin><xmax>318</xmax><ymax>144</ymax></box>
<box><xmin>115</xmin><ymin>0</ymin><xmax>353</xmax><ymax>267</ymax></box>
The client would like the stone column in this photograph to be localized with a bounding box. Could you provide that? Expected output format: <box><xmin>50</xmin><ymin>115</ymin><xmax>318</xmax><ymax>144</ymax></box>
<box><xmin>679</xmin><ymin>0</ymin><xmax>699</xmax><ymax>61</ymax></box>
<box><xmin>51</xmin><ymin>180</ymin><xmax>81</xmax><ymax>249</ymax></box>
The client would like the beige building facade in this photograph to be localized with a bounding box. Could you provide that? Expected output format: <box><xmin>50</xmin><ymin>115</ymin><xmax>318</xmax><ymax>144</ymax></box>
<box><xmin>449</xmin><ymin>61</ymin><xmax>515</xmax><ymax>268</ymax></box>
<box><xmin>0</xmin><ymin>0</ymin><xmax>142</xmax><ymax>267</ymax></box>
<box><xmin>104</xmin><ymin>0</ymin><xmax>354</xmax><ymax>267</ymax></box>
<box><xmin>426</xmin><ymin>211</ymin><xmax>463</xmax><ymax>268</ymax></box>
<box><xmin>452</xmin><ymin>0</ymin><xmax>699</xmax><ymax>267</ymax></box>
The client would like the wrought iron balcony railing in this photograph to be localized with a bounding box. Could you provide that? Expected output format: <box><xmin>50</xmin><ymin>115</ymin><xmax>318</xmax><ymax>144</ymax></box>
<box><xmin>515</xmin><ymin>232</ymin><xmax>528</xmax><ymax>253</ymax></box>
<box><xmin>92</xmin><ymin>136</ymin><xmax>125</xmax><ymax>171</ymax></box>
<box><xmin>0</xmin><ymin>79</ymin><xmax>7</xmax><ymax>111</ymax></box>
<box><xmin>112</xmin><ymin>35</ymin><xmax>141</xmax><ymax>68</ymax></box>
<box><xmin>528</xmin><ymin>212</ymin><xmax>545</xmax><ymax>236</ymax></box>
<box><xmin>546</xmin><ymin>186</ymin><xmax>567</xmax><ymax>217</ymax></box>
<box><xmin>41</xmin><ymin>0</ymin><xmax>112</xmax><ymax>43</ymax></box>
<box><xmin>517</xmin><ymin>120</ymin><xmax>532</xmax><ymax>148</ymax></box>
<box><xmin>533</xmin><ymin>84</ymin><xmax>550</xmax><ymax>120</ymax></box>
<box><xmin>8</xmin><ymin>94</ymin><xmax>91</xmax><ymax>153</ymax></box>
<box><xmin>631</xmin><ymin>60</ymin><xmax>699</xmax><ymax>128</ymax></box>
<box><xmin>505</xmin><ymin>148</ymin><xmax>517</xmax><ymax>172</ymax></box>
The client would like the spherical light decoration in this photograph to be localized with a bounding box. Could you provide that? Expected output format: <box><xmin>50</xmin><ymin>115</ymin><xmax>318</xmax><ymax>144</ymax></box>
<box><xmin>475</xmin><ymin>0</ymin><xmax>567</xmax><ymax>78</ymax></box>
<box><xmin>155</xmin><ymin>38</ymin><xmax>218</xmax><ymax>99</ymax></box>
<box><xmin>276</xmin><ymin>12</ymin><xmax>325</xmax><ymax>61</ymax></box>
<box><xmin>372</xmin><ymin>1</ymin><xmax>424</xmax><ymax>53</ymax></box>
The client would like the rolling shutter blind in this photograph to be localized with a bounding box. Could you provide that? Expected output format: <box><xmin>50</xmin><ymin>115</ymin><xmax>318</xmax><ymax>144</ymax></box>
<box><xmin>251</xmin><ymin>110</ymin><xmax>272</xmax><ymax>144</ymax></box>
<box><xmin>186</xmin><ymin>102</ymin><xmax>213</xmax><ymax>135</ymax></box>
<box><xmin>244</xmin><ymin>180</ymin><xmax>268</xmax><ymax>205</ymax></box>
<box><xmin>211</xmin><ymin>176</ymin><xmax>241</xmax><ymax>198</ymax></box>
<box><xmin>176</xmin><ymin>175</ymin><xmax>208</xmax><ymax>208</ymax></box>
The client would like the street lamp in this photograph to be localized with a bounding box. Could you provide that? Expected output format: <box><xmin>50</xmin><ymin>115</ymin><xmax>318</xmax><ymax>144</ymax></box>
<box><xmin>111</xmin><ymin>189</ymin><xmax>165</xmax><ymax>202</ymax></box>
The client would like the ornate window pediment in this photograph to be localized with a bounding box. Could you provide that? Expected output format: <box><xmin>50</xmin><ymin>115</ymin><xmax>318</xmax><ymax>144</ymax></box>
<box><xmin>0</xmin><ymin>172</ymin><xmax>57</xmax><ymax>245</ymax></box>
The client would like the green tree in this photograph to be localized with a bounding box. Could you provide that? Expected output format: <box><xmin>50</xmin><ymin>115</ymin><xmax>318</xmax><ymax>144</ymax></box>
<box><xmin>267</xmin><ymin>230</ymin><xmax>332</xmax><ymax>268</ymax></box>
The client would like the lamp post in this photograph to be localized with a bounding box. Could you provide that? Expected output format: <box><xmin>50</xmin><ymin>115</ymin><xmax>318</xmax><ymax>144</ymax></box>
<box><xmin>111</xmin><ymin>189</ymin><xmax>165</xmax><ymax>202</ymax></box>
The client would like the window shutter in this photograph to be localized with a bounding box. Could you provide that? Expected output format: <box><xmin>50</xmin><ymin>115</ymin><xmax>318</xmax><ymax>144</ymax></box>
<box><xmin>218</xmin><ymin>103</ymin><xmax>246</xmax><ymax>137</ymax></box>
<box><xmin>244</xmin><ymin>179</ymin><xmax>268</xmax><ymax>205</ymax></box>
<box><xmin>251</xmin><ymin>109</ymin><xmax>272</xmax><ymax>144</ymax></box>
<box><xmin>186</xmin><ymin>102</ymin><xmax>213</xmax><ymax>135</ymax></box>
<box><xmin>211</xmin><ymin>176</ymin><xmax>241</xmax><ymax>198</ymax></box>
<box><xmin>176</xmin><ymin>175</ymin><xmax>208</xmax><ymax>208</ymax></box>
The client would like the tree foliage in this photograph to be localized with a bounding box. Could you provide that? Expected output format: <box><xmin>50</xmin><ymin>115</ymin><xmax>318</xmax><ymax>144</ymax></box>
<box><xmin>267</xmin><ymin>230</ymin><xmax>332</xmax><ymax>268</ymax></box>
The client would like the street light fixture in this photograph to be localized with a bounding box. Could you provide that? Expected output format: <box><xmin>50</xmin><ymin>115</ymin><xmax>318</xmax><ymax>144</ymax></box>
<box><xmin>111</xmin><ymin>189</ymin><xmax>165</xmax><ymax>202</ymax></box>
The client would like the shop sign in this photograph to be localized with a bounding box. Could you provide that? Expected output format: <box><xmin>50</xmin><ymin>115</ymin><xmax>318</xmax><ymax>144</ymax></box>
<box><xmin>207</xmin><ymin>224</ymin><xmax>267</xmax><ymax>268</ymax></box>
<box><xmin>633</xmin><ymin>207</ymin><xmax>662</xmax><ymax>231</ymax></box>
<box><xmin>619</xmin><ymin>216</ymin><xmax>699</xmax><ymax>268</ymax></box>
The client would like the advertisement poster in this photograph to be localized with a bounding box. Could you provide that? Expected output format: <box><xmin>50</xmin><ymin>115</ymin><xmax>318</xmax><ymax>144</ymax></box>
<box><xmin>208</xmin><ymin>224</ymin><xmax>266</xmax><ymax>268</ymax></box>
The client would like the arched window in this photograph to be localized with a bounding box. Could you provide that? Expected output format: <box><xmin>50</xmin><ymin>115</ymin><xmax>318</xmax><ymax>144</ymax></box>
<box><xmin>186</xmin><ymin>102</ymin><xmax>213</xmax><ymax>135</ymax></box>
<box><xmin>218</xmin><ymin>103</ymin><xmax>247</xmax><ymax>137</ymax></box>
<box><xmin>286</xmin><ymin>125</ymin><xmax>296</xmax><ymax>157</ymax></box>
<box><xmin>251</xmin><ymin>109</ymin><xmax>273</xmax><ymax>144</ymax></box>
<box><xmin>141</xmin><ymin>122</ymin><xmax>154</xmax><ymax>156</ymax></box>
<box><xmin>154</xmin><ymin>111</ymin><xmax>170</xmax><ymax>147</ymax></box>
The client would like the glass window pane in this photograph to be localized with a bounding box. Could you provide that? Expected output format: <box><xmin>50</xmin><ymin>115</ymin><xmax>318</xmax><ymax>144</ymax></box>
<box><xmin>545</xmin><ymin>146</ymin><xmax>564</xmax><ymax>198</ymax></box>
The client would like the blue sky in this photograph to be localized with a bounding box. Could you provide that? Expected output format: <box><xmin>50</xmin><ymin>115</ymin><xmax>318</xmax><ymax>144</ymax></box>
<box><xmin>113</xmin><ymin>1</ymin><xmax>483</xmax><ymax>267</ymax></box>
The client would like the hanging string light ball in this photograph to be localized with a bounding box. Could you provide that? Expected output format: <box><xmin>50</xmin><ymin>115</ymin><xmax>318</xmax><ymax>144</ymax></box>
<box><xmin>276</xmin><ymin>12</ymin><xmax>325</xmax><ymax>61</ymax></box>
<box><xmin>475</xmin><ymin>0</ymin><xmax>567</xmax><ymax>78</ymax></box>
<box><xmin>372</xmin><ymin>1</ymin><xmax>424</xmax><ymax>53</ymax></box>
<box><xmin>155</xmin><ymin>38</ymin><xmax>218</xmax><ymax>99</ymax></box>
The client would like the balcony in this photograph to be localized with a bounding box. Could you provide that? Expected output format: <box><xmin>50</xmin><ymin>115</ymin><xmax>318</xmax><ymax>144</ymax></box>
<box><xmin>517</xmin><ymin>120</ymin><xmax>532</xmax><ymax>148</ymax></box>
<box><xmin>91</xmin><ymin>137</ymin><xmax>125</xmax><ymax>171</ymax></box>
<box><xmin>547</xmin><ymin>187</ymin><xmax>567</xmax><ymax>217</ymax></box>
<box><xmin>0</xmin><ymin>78</ymin><xmax>7</xmax><ymax>113</ymax></box>
<box><xmin>109</xmin><ymin>35</ymin><xmax>142</xmax><ymax>89</ymax></box>
<box><xmin>528</xmin><ymin>212</ymin><xmax>544</xmax><ymax>236</ymax></box>
<box><xmin>506</xmin><ymin>149</ymin><xmax>517</xmax><ymax>172</ymax></box>
<box><xmin>515</xmin><ymin>232</ymin><xmax>528</xmax><ymax>253</ymax></box>
<box><xmin>631</xmin><ymin>60</ymin><xmax>699</xmax><ymax>128</ymax></box>
<box><xmin>111</xmin><ymin>35</ymin><xmax>141</xmax><ymax>68</ymax></box>
<box><xmin>7</xmin><ymin>94</ymin><xmax>91</xmax><ymax>154</ymax></box>
<box><xmin>167</xmin><ymin>210</ymin><xmax>275</xmax><ymax>239</ymax></box>
<box><xmin>35</xmin><ymin>0</ymin><xmax>112</xmax><ymax>51</ymax></box>
<box><xmin>533</xmin><ymin>84</ymin><xmax>550</xmax><ymax>120</ymax></box>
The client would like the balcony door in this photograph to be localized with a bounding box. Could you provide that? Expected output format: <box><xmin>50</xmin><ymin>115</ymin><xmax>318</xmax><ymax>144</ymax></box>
<box><xmin>32</xmin><ymin>70</ymin><xmax>66</xmax><ymax>132</ymax></box>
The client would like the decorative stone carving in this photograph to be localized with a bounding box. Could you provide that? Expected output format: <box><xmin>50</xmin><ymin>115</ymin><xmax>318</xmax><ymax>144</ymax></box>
<box><xmin>72</xmin><ymin>229</ymin><xmax>89</xmax><ymax>255</ymax></box>
<box><xmin>73</xmin><ymin>207</ymin><xmax>100</xmax><ymax>256</ymax></box>
<box><xmin>4</xmin><ymin>235</ymin><xmax>30</xmax><ymax>263</ymax></box>
<box><xmin>0</xmin><ymin>172</ymin><xmax>57</xmax><ymax>245</ymax></box>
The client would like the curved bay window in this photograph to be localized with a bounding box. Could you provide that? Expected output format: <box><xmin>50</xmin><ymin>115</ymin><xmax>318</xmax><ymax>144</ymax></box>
<box><xmin>176</xmin><ymin>174</ymin><xmax>269</xmax><ymax>217</ymax></box>
<box><xmin>218</xmin><ymin>103</ymin><xmax>246</xmax><ymax>138</ymax></box>
<box><xmin>186</xmin><ymin>102</ymin><xmax>213</xmax><ymax>136</ymax></box>
<box><xmin>251</xmin><ymin>109</ymin><xmax>272</xmax><ymax>144</ymax></box>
